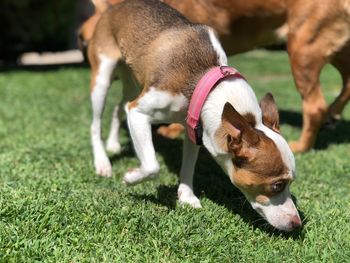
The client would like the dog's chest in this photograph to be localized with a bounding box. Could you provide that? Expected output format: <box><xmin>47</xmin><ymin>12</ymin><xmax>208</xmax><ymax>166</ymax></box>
<box><xmin>136</xmin><ymin>87</ymin><xmax>188</xmax><ymax>123</ymax></box>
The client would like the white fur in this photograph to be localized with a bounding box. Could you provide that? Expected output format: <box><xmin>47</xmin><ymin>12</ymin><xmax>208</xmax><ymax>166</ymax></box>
<box><xmin>200</xmin><ymin>78</ymin><xmax>262</xmax><ymax>185</ymax></box>
<box><xmin>250</xmin><ymin>188</ymin><xmax>300</xmax><ymax>231</ymax></box>
<box><xmin>123</xmin><ymin>88</ymin><xmax>187</xmax><ymax>185</ymax></box>
<box><xmin>178</xmin><ymin>135</ymin><xmax>201</xmax><ymax>208</ymax></box>
<box><xmin>122</xmin><ymin>88</ymin><xmax>201</xmax><ymax>208</ymax></box>
<box><xmin>136</xmin><ymin>87</ymin><xmax>188</xmax><ymax>123</ymax></box>
<box><xmin>123</xmin><ymin>105</ymin><xmax>160</xmax><ymax>185</ymax></box>
<box><xmin>91</xmin><ymin>54</ymin><xmax>117</xmax><ymax>177</ymax></box>
<box><xmin>106</xmin><ymin>105</ymin><xmax>122</xmax><ymax>154</ymax></box>
<box><xmin>201</xmin><ymin>78</ymin><xmax>262</xmax><ymax>158</ymax></box>
<box><xmin>207</xmin><ymin>27</ymin><xmax>228</xmax><ymax>65</ymax></box>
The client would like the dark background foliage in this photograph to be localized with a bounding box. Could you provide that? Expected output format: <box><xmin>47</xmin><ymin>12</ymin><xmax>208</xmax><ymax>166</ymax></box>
<box><xmin>0</xmin><ymin>0</ymin><xmax>92</xmax><ymax>60</ymax></box>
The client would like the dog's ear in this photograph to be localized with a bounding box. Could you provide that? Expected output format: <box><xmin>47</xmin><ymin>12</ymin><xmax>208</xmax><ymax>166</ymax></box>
<box><xmin>260</xmin><ymin>92</ymin><xmax>280</xmax><ymax>133</ymax></box>
<box><xmin>221</xmin><ymin>103</ymin><xmax>259</xmax><ymax>157</ymax></box>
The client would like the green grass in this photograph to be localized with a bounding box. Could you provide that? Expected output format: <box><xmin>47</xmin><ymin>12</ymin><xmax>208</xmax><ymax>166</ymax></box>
<box><xmin>0</xmin><ymin>50</ymin><xmax>350</xmax><ymax>262</ymax></box>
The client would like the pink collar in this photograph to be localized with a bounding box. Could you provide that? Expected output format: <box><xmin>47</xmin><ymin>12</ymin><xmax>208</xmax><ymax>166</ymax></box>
<box><xmin>186</xmin><ymin>66</ymin><xmax>245</xmax><ymax>145</ymax></box>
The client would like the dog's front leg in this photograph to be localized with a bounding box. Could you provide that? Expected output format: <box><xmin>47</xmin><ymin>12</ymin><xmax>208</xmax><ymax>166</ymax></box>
<box><xmin>123</xmin><ymin>105</ymin><xmax>160</xmax><ymax>185</ymax></box>
<box><xmin>178</xmin><ymin>135</ymin><xmax>201</xmax><ymax>208</ymax></box>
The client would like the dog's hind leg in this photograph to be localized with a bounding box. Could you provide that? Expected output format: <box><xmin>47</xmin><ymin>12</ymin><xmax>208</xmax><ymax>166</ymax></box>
<box><xmin>178</xmin><ymin>135</ymin><xmax>201</xmax><ymax>208</ymax></box>
<box><xmin>287</xmin><ymin>3</ymin><xmax>350</xmax><ymax>152</ymax></box>
<box><xmin>287</xmin><ymin>43</ymin><xmax>327</xmax><ymax>153</ymax></box>
<box><xmin>326</xmin><ymin>47</ymin><xmax>350</xmax><ymax>128</ymax></box>
<box><xmin>89</xmin><ymin>46</ymin><xmax>119</xmax><ymax>176</ymax></box>
<box><xmin>286</xmin><ymin>10</ymin><xmax>331</xmax><ymax>152</ymax></box>
<box><xmin>106</xmin><ymin>64</ymin><xmax>140</xmax><ymax>154</ymax></box>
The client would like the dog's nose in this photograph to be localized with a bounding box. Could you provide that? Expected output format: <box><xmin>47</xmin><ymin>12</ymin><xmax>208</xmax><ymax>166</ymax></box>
<box><xmin>290</xmin><ymin>215</ymin><xmax>302</xmax><ymax>229</ymax></box>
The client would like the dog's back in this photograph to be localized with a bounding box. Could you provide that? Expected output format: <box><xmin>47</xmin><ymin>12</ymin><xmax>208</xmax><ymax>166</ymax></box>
<box><xmin>90</xmin><ymin>0</ymin><xmax>221</xmax><ymax>98</ymax></box>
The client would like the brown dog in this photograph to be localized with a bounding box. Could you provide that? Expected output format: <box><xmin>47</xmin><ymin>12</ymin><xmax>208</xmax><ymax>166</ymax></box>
<box><xmin>79</xmin><ymin>0</ymin><xmax>350</xmax><ymax>153</ymax></box>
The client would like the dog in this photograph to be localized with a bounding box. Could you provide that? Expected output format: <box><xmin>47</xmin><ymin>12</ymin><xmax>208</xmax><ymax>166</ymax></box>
<box><xmin>87</xmin><ymin>0</ymin><xmax>301</xmax><ymax>231</ymax></box>
<box><xmin>80</xmin><ymin>0</ymin><xmax>350</xmax><ymax>153</ymax></box>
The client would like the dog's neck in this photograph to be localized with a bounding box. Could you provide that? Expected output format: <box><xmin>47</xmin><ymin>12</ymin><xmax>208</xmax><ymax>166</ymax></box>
<box><xmin>200</xmin><ymin>77</ymin><xmax>262</xmax><ymax>171</ymax></box>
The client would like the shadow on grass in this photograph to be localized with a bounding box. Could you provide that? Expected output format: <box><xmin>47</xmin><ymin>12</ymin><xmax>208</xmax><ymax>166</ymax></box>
<box><xmin>129</xmin><ymin>130</ymin><xmax>306</xmax><ymax>239</ymax></box>
<box><xmin>280</xmin><ymin>109</ymin><xmax>350</xmax><ymax>149</ymax></box>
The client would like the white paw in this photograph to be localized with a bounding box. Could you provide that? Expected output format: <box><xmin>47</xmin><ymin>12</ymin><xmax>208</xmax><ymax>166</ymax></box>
<box><xmin>123</xmin><ymin>168</ymin><xmax>157</xmax><ymax>186</ymax></box>
<box><xmin>94</xmin><ymin>156</ymin><xmax>112</xmax><ymax>177</ymax></box>
<box><xmin>179</xmin><ymin>194</ymin><xmax>202</xmax><ymax>208</ymax></box>
<box><xmin>178</xmin><ymin>185</ymin><xmax>202</xmax><ymax>208</ymax></box>
<box><xmin>106</xmin><ymin>139</ymin><xmax>121</xmax><ymax>154</ymax></box>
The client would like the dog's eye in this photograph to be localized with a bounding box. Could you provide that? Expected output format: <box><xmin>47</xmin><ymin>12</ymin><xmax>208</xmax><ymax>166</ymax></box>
<box><xmin>271</xmin><ymin>181</ymin><xmax>286</xmax><ymax>193</ymax></box>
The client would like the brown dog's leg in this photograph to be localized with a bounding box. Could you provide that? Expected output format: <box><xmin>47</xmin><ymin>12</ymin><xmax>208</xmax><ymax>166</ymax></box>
<box><xmin>287</xmin><ymin>39</ymin><xmax>328</xmax><ymax>153</ymax></box>
<box><xmin>286</xmin><ymin>1</ymin><xmax>350</xmax><ymax>152</ymax></box>
<box><xmin>326</xmin><ymin>48</ymin><xmax>350</xmax><ymax>127</ymax></box>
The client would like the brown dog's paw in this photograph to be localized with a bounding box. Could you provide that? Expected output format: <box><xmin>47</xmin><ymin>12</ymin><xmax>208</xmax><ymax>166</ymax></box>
<box><xmin>157</xmin><ymin>123</ymin><xmax>184</xmax><ymax>139</ymax></box>
<box><xmin>322</xmin><ymin>114</ymin><xmax>342</xmax><ymax>130</ymax></box>
<box><xmin>289</xmin><ymin>141</ymin><xmax>309</xmax><ymax>153</ymax></box>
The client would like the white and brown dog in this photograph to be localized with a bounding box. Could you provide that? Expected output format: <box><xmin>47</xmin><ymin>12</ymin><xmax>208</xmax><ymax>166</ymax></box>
<box><xmin>87</xmin><ymin>0</ymin><xmax>301</xmax><ymax>231</ymax></box>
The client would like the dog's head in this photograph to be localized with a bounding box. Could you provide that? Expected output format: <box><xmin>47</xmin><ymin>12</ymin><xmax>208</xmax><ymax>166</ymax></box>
<box><xmin>217</xmin><ymin>93</ymin><xmax>301</xmax><ymax>231</ymax></box>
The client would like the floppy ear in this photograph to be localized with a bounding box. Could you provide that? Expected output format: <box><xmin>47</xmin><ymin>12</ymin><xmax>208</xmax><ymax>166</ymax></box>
<box><xmin>221</xmin><ymin>103</ymin><xmax>259</xmax><ymax>155</ymax></box>
<box><xmin>259</xmin><ymin>92</ymin><xmax>280</xmax><ymax>133</ymax></box>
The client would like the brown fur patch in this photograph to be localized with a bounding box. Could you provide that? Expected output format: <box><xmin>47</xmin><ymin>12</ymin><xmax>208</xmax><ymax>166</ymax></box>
<box><xmin>233</xmin><ymin>129</ymin><xmax>287</xmax><ymax>178</ymax></box>
<box><xmin>157</xmin><ymin>123</ymin><xmax>184</xmax><ymax>139</ymax></box>
<box><xmin>216</xmin><ymin>111</ymin><xmax>257</xmax><ymax>152</ymax></box>
<box><xmin>218</xmin><ymin>117</ymin><xmax>290</xmax><ymax>198</ymax></box>
<box><xmin>87</xmin><ymin>42</ymin><xmax>99</xmax><ymax>91</ymax></box>
<box><xmin>255</xmin><ymin>194</ymin><xmax>269</xmax><ymax>205</ymax></box>
<box><xmin>215</xmin><ymin>125</ymin><xmax>229</xmax><ymax>152</ymax></box>
<box><xmin>127</xmin><ymin>100</ymin><xmax>138</xmax><ymax>110</ymax></box>
<box><xmin>243</xmin><ymin>113</ymin><xmax>256</xmax><ymax>127</ymax></box>
<box><xmin>233</xmin><ymin>167</ymin><xmax>290</xmax><ymax>199</ymax></box>
<box><xmin>146</xmin><ymin>28</ymin><xmax>219</xmax><ymax>99</ymax></box>
<box><xmin>259</xmin><ymin>93</ymin><xmax>280</xmax><ymax>132</ymax></box>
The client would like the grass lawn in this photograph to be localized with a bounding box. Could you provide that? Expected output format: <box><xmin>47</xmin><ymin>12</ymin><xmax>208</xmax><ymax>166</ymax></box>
<box><xmin>0</xmin><ymin>50</ymin><xmax>349</xmax><ymax>262</ymax></box>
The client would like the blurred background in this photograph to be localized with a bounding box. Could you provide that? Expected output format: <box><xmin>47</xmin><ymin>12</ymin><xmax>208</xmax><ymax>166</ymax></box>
<box><xmin>0</xmin><ymin>0</ymin><xmax>286</xmax><ymax>67</ymax></box>
<box><xmin>0</xmin><ymin>0</ymin><xmax>94</xmax><ymax>65</ymax></box>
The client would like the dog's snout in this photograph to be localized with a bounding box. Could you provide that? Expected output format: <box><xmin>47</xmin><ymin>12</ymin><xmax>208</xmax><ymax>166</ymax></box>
<box><xmin>289</xmin><ymin>215</ymin><xmax>302</xmax><ymax>229</ymax></box>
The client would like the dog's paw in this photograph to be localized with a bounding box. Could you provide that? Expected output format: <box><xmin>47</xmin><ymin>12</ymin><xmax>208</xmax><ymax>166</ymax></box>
<box><xmin>289</xmin><ymin>141</ymin><xmax>309</xmax><ymax>153</ymax></box>
<box><xmin>179</xmin><ymin>195</ymin><xmax>202</xmax><ymax>208</ymax></box>
<box><xmin>106</xmin><ymin>139</ymin><xmax>121</xmax><ymax>154</ymax></box>
<box><xmin>94</xmin><ymin>157</ymin><xmax>112</xmax><ymax>177</ymax></box>
<box><xmin>123</xmin><ymin>168</ymin><xmax>158</xmax><ymax>186</ymax></box>
<box><xmin>178</xmin><ymin>184</ymin><xmax>202</xmax><ymax>208</ymax></box>
<box><xmin>322</xmin><ymin>114</ymin><xmax>342</xmax><ymax>130</ymax></box>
